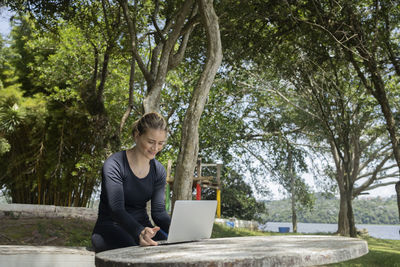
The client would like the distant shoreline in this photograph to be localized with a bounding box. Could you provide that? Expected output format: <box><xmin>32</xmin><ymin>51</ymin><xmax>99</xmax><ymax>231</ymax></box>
<box><xmin>261</xmin><ymin>221</ymin><xmax>400</xmax><ymax>240</ymax></box>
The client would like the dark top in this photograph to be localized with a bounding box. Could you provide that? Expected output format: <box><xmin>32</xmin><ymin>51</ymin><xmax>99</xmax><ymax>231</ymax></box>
<box><xmin>94</xmin><ymin>151</ymin><xmax>170</xmax><ymax>244</ymax></box>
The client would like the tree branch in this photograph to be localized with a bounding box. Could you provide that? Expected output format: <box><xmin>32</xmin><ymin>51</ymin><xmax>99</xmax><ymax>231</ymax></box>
<box><xmin>357</xmin><ymin>145</ymin><xmax>392</xmax><ymax>174</ymax></box>
<box><xmin>119</xmin><ymin>0</ymin><xmax>153</xmax><ymax>85</ymax></box>
<box><xmin>356</xmin><ymin>163</ymin><xmax>398</xmax><ymax>180</ymax></box>
<box><xmin>357</xmin><ymin>181</ymin><xmax>397</xmax><ymax>193</ymax></box>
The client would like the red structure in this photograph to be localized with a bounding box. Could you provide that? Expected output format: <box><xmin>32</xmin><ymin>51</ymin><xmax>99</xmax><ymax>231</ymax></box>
<box><xmin>196</xmin><ymin>183</ymin><xmax>201</xmax><ymax>200</ymax></box>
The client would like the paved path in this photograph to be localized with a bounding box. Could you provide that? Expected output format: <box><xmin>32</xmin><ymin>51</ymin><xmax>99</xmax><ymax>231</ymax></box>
<box><xmin>95</xmin><ymin>235</ymin><xmax>368</xmax><ymax>267</ymax></box>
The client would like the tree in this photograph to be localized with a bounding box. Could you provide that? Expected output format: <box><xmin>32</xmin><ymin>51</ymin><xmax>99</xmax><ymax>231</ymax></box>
<box><xmin>2</xmin><ymin>0</ymin><xmax>223</xmax><ymax>207</ymax></box>
<box><xmin>118</xmin><ymin>0</ymin><xmax>199</xmax><ymax>114</ymax></box>
<box><xmin>172</xmin><ymin>0</ymin><xmax>222</xmax><ymax>202</ymax></box>
<box><xmin>0</xmin><ymin>12</ymin><xmax>120</xmax><ymax>205</ymax></box>
<box><xmin>287</xmin><ymin>0</ymin><xmax>400</xmax><ymax>232</ymax></box>
<box><xmin>258</xmin><ymin>46</ymin><xmax>397</xmax><ymax>236</ymax></box>
<box><xmin>212</xmin><ymin>0</ymin><xmax>399</xmax><ymax>237</ymax></box>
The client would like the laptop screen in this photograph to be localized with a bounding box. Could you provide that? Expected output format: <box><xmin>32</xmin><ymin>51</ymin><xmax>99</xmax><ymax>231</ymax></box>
<box><xmin>166</xmin><ymin>200</ymin><xmax>217</xmax><ymax>243</ymax></box>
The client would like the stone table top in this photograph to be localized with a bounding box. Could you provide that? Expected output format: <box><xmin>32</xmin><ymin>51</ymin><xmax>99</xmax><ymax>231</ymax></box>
<box><xmin>95</xmin><ymin>235</ymin><xmax>368</xmax><ymax>267</ymax></box>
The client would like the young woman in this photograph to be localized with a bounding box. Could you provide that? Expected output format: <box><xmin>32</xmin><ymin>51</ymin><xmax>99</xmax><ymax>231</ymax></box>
<box><xmin>91</xmin><ymin>112</ymin><xmax>171</xmax><ymax>252</ymax></box>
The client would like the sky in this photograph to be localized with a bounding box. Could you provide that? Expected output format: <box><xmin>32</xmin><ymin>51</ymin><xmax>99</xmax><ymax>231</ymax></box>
<box><xmin>0</xmin><ymin>8</ymin><xmax>398</xmax><ymax>201</ymax></box>
<box><xmin>0</xmin><ymin>9</ymin><xmax>13</xmax><ymax>44</ymax></box>
<box><xmin>262</xmin><ymin>174</ymin><xmax>398</xmax><ymax>201</ymax></box>
<box><xmin>0</xmin><ymin>8</ymin><xmax>12</xmax><ymax>37</ymax></box>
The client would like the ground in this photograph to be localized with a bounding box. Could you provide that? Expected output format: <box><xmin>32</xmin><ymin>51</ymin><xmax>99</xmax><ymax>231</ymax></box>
<box><xmin>0</xmin><ymin>216</ymin><xmax>94</xmax><ymax>247</ymax></box>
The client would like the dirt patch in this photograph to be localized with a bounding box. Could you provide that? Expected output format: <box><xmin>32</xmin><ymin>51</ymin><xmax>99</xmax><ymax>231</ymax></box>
<box><xmin>0</xmin><ymin>216</ymin><xmax>95</xmax><ymax>247</ymax></box>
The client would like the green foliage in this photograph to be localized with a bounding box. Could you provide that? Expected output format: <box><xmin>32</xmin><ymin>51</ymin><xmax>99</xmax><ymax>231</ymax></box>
<box><xmin>0</xmin><ymin>14</ymin><xmax>111</xmax><ymax>206</ymax></box>
<box><xmin>0</xmin><ymin>137</ymin><xmax>10</xmax><ymax>155</ymax></box>
<box><xmin>201</xmin><ymin>167</ymin><xmax>266</xmax><ymax>222</ymax></box>
<box><xmin>2</xmin><ymin>0</ymin><xmax>397</xmax><ymax>223</ymax></box>
<box><xmin>263</xmin><ymin>194</ymin><xmax>399</xmax><ymax>225</ymax></box>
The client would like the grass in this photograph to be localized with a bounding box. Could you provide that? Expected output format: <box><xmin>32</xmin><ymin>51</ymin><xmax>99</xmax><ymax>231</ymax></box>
<box><xmin>326</xmin><ymin>237</ymin><xmax>400</xmax><ymax>267</ymax></box>
<box><xmin>0</xmin><ymin>217</ymin><xmax>94</xmax><ymax>247</ymax></box>
<box><xmin>1</xmin><ymin>216</ymin><xmax>400</xmax><ymax>266</ymax></box>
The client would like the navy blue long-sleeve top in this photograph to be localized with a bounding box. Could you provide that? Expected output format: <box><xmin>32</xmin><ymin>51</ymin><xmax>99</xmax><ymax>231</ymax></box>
<box><xmin>94</xmin><ymin>151</ymin><xmax>171</xmax><ymax>244</ymax></box>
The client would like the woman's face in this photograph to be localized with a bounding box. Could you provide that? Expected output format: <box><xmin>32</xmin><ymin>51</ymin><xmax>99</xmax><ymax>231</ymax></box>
<box><xmin>135</xmin><ymin>128</ymin><xmax>167</xmax><ymax>160</ymax></box>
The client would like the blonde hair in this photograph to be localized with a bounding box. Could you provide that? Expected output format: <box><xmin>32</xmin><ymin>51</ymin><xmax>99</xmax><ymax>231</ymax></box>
<box><xmin>132</xmin><ymin>112</ymin><xmax>168</xmax><ymax>136</ymax></box>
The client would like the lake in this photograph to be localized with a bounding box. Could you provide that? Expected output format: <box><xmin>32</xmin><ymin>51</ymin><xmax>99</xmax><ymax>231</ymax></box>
<box><xmin>260</xmin><ymin>222</ymin><xmax>400</xmax><ymax>240</ymax></box>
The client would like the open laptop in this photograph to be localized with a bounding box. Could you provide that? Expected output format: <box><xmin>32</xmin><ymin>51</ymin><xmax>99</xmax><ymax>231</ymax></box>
<box><xmin>158</xmin><ymin>200</ymin><xmax>217</xmax><ymax>245</ymax></box>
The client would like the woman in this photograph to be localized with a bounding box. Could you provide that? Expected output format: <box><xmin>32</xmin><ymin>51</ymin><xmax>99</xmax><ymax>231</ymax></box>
<box><xmin>91</xmin><ymin>112</ymin><xmax>171</xmax><ymax>252</ymax></box>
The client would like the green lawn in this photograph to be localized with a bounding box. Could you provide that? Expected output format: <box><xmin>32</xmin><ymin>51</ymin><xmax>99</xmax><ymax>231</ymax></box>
<box><xmin>326</xmin><ymin>237</ymin><xmax>400</xmax><ymax>267</ymax></box>
<box><xmin>0</xmin><ymin>217</ymin><xmax>94</xmax><ymax>247</ymax></box>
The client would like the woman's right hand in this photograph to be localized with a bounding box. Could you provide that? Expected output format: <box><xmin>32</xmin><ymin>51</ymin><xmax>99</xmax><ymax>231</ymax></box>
<box><xmin>139</xmin><ymin>226</ymin><xmax>160</xmax><ymax>246</ymax></box>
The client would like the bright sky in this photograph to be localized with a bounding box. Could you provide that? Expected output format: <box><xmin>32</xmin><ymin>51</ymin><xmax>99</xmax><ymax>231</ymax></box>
<box><xmin>0</xmin><ymin>8</ymin><xmax>12</xmax><ymax>37</ymax></box>
<box><xmin>246</xmin><ymin>154</ymin><xmax>398</xmax><ymax>201</ymax></box>
<box><xmin>262</xmin><ymin>175</ymin><xmax>398</xmax><ymax>201</ymax></box>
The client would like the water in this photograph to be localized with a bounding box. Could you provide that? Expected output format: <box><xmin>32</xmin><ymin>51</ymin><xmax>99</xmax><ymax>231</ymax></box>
<box><xmin>260</xmin><ymin>222</ymin><xmax>400</xmax><ymax>240</ymax></box>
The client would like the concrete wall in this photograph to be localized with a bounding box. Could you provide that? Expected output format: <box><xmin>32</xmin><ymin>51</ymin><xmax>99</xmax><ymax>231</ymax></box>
<box><xmin>215</xmin><ymin>218</ymin><xmax>259</xmax><ymax>231</ymax></box>
<box><xmin>0</xmin><ymin>204</ymin><xmax>259</xmax><ymax>231</ymax></box>
<box><xmin>0</xmin><ymin>203</ymin><xmax>98</xmax><ymax>221</ymax></box>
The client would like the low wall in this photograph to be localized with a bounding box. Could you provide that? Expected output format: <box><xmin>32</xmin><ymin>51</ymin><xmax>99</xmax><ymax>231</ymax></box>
<box><xmin>0</xmin><ymin>203</ymin><xmax>98</xmax><ymax>221</ymax></box>
<box><xmin>0</xmin><ymin>204</ymin><xmax>259</xmax><ymax>230</ymax></box>
<box><xmin>215</xmin><ymin>218</ymin><xmax>259</xmax><ymax>231</ymax></box>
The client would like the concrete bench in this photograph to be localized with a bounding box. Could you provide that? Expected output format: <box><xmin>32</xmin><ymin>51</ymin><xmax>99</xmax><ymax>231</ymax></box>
<box><xmin>95</xmin><ymin>235</ymin><xmax>368</xmax><ymax>267</ymax></box>
<box><xmin>0</xmin><ymin>245</ymin><xmax>95</xmax><ymax>267</ymax></box>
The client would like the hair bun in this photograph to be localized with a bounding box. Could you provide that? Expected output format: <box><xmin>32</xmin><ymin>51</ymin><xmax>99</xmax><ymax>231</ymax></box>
<box><xmin>132</xmin><ymin>112</ymin><xmax>168</xmax><ymax>136</ymax></box>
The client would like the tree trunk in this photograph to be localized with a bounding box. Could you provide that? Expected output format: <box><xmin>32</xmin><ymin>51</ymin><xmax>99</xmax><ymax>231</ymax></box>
<box><xmin>291</xmin><ymin>186</ymin><xmax>297</xmax><ymax>233</ymax></box>
<box><xmin>360</xmin><ymin>56</ymin><xmax>400</xmax><ymax>175</ymax></box>
<box><xmin>346</xmin><ymin>185</ymin><xmax>357</xmax><ymax>237</ymax></box>
<box><xmin>337</xmin><ymin>189</ymin><xmax>349</xmax><ymax>235</ymax></box>
<box><xmin>347</xmin><ymin>21</ymin><xmax>400</xmax><ymax>205</ymax></box>
<box><xmin>172</xmin><ymin>0</ymin><xmax>222</xmax><ymax>203</ymax></box>
<box><xmin>288</xmin><ymin>146</ymin><xmax>297</xmax><ymax>233</ymax></box>
<box><xmin>396</xmin><ymin>181</ymin><xmax>400</xmax><ymax>223</ymax></box>
<box><xmin>120</xmin><ymin>0</ymin><xmax>196</xmax><ymax>114</ymax></box>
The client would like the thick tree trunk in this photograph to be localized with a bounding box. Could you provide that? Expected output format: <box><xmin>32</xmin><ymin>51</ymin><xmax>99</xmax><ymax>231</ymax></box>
<box><xmin>346</xmin><ymin>185</ymin><xmax>357</xmax><ymax>237</ymax></box>
<box><xmin>337</xmin><ymin>189</ymin><xmax>349</xmax><ymax>235</ymax></box>
<box><xmin>172</xmin><ymin>0</ymin><xmax>222</xmax><ymax>203</ymax></box>
<box><xmin>348</xmin><ymin>21</ymin><xmax>400</xmax><ymax>206</ymax></box>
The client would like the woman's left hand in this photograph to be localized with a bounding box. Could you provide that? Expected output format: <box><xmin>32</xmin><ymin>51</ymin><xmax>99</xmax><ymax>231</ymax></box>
<box><xmin>139</xmin><ymin>226</ymin><xmax>160</xmax><ymax>246</ymax></box>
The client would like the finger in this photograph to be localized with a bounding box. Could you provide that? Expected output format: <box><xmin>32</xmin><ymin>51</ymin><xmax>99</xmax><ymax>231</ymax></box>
<box><xmin>142</xmin><ymin>228</ymin><xmax>153</xmax><ymax>238</ymax></box>
<box><xmin>139</xmin><ymin>235</ymin><xmax>150</xmax><ymax>246</ymax></box>
<box><xmin>143</xmin><ymin>235</ymin><xmax>158</xmax><ymax>246</ymax></box>
<box><xmin>148</xmin><ymin>227</ymin><xmax>160</xmax><ymax>238</ymax></box>
<box><xmin>139</xmin><ymin>229</ymin><xmax>153</xmax><ymax>246</ymax></box>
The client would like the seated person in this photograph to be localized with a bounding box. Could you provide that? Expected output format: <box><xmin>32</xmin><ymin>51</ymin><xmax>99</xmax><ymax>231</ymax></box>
<box><xmin>91</xmin><ymin>112</ymin><xmax>171</xmax><ymax>252</ymax></box>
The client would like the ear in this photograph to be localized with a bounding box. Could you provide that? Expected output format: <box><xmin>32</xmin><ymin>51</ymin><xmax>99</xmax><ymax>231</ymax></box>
<box><xmin>133</xmin><ymin>131</ymin><xmax>139</xmax><ymax>141</ymax></box>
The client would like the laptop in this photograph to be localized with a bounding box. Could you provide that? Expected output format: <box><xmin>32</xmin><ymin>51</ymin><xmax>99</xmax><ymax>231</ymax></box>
<box><xmin>158</xmin><ymin>200</ymin><xmax>217</xmax><ymax>245</ymax></box>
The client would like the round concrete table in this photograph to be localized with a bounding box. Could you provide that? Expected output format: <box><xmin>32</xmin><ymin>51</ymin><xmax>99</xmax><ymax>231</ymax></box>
<box><xmin>95</xmin><ymin>235</ymin><xmax>368</xmax><ymax>267</ymax></box>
